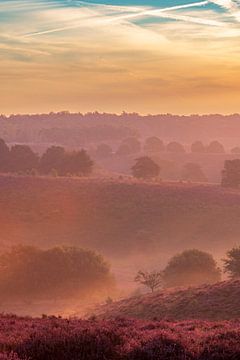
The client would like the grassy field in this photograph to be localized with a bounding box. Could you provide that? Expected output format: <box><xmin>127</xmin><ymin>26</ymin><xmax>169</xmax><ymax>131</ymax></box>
<box><xmin>0</xmin><ymin>175</ymin><xmax>239</xmax><ymax>259</ymax></box>
<box><xmin>94</xmin><ymin>279</ymin><xmax>240</xmax><ymax>321</ymax></box>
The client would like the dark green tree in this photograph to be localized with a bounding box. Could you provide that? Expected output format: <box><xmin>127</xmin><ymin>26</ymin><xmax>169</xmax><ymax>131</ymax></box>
<box><xmin>221</xmin><ymin>159</ymin><xmax>240</xmax><ymax>188</ymax></box>
<box><xmin>162</xmin><ymin>249</ymin><xmax>221</xmax><ymax>288</ymax></box>
<box><xmin>207</xmin><ymin>141</ymin><xmax>225</xmax><ymax>153</ymax></box>
<box><xmin>191</xmin><ymin>141</ymin><xmax>205</xmax><ymax>153</ymax></box>
<box><xmin>10</xmin><ymin>145</ymin><xmax>39</xmax><ymax>173</ymax></box>
<box><xmin>132</xmin><ymin>156</ymin><xmax>160</xmax><ymax>179</ymax></box>
<box><xmin>223</xmin><ymin>246</ymin><xmax>240</xmax><ymax>279</ymax></box>
<box><xmin>40</xmin><ymin>146</ymin><xmax>66</xmax><ymax>175</ymax></box>
<box><xmin>166</xmin><ymin>142</ymin><xmax>185</xmax><ymax>153</ymax></box>
<box><xmin>144</xmin><ymin>137</ymin><xmax>164</xmax><ymax>153</ymax></box>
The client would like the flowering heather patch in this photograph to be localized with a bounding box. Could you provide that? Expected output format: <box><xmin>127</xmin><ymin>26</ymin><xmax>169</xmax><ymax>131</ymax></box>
<box><xmin>0</xmin><ymin>315</ymin><xmax>239</xmax><ymax>359</ymax></box>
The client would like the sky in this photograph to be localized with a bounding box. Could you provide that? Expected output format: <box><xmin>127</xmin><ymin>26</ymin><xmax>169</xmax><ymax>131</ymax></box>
<box><xmin>0</xmin><ymin>0</ymin><xmax>240</xmax><ymax>114</ymax></box>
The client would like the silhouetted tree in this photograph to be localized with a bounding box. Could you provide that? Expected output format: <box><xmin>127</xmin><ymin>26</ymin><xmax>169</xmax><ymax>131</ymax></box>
<box><xmin>223</xmin><ymin>246</ymin><xmax>240</xmax><ymax>279</ymax></box>
<box><xmin>144</xmin><ymin>137</ymin><xmax>164</xmax><ymax>153</ymax></box>
<box><xmin>132</xmin><ymin>156</ymin><xmax>160</xmax><ymax>179</ymax></box>
<box><xmin>9</xmin><ymin>145</ymin><xmax>39</xmax><ymax>173</ymax></box>
<box><xmin>191</xmin><ymin>141</ymin><xmax>205</xmax><ymax>153</ymax></box>
<box><xmin>231</xmin><ymin>147</ymin><xmax>240</xmax><ymax>154</ymax></box>
<box><xmin>221</xmin><ymin>159</ymin><xmax>240</xmax><ymax>188</ymax></box>
<box><xmin>63</xmin><ymin>150</ymin><xmax>94</xmax><ymax>176</ymax></box>
<box><xmin>135</xmin><ymin>270</ymin><xmax>163</xmax><ymax>293</ymax></box>
<box><xmin>206</xmin><ymin>141</ymin><xmax>225</xmax><ymax>153</ymax></box>
<box><xmin>40</xmin><ymin>146</ymin><xmax>65</xmax><ymax>175</ymax></box>
<box><xmin>162</xmin><ymin>249</ymin><xmax>221</xmax><ymax>288</ymax></box>
<box><xmin>181</xmin><ymin>163</ymin><xmax>207</xmax><ymax>182</ymax></box>
<box><xmin>166</xmin><ymin>142</ymin><xmax>185</xmax><ymax>153</ymax></box>
<box><xmin>0</xmin><ymin>139</ymin><xmax>10</xmax><ymax>172</ymax></box>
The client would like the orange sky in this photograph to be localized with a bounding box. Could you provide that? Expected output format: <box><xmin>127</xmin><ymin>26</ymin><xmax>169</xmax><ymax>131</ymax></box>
<box><xmin>1</xmin><ymin>0</ymin><xmax>240</xmax><ymax>114</ymax></box>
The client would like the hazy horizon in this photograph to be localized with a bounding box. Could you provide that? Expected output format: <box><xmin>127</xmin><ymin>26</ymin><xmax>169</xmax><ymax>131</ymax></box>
<box><xmin>1</xmin><ymin>0</ymin><xmax>240</xmax><ymax>114</ymax></box>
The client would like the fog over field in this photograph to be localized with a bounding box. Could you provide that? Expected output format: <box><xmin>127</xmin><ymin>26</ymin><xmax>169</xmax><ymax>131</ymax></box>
<box><xmin>1</xmin><ymin>0</ymin><xmax>240</xmax><ymax>358</ymax></box>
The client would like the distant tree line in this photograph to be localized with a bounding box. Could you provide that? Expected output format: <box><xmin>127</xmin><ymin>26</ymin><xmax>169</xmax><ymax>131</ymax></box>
<box><xmin>0</xmin><ymin>139</ymin><xmax>93</xmax><ymax>176</ymax></box>
<box><xmin>95</xmin><ymin>137</ymin><xmax>236</xmax><ymax>159</ymax></box>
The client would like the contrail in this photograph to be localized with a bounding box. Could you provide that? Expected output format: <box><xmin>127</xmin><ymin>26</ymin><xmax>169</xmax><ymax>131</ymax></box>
<box><xmin>23</xmin><ymin>1</ymin><xmax>210</xmax><ymax>37</ymax></box>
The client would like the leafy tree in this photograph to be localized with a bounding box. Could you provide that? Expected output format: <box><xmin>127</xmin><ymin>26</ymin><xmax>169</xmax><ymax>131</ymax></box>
<box><xmin>221</xmin><ymin>159</ymin><xmax>240</xmax><ymax>188</ymax></box>
<box><xmin>40</xmin><ymin>147</ymin><xmax>93</xmax><ymax>176</ymax></box>
<box><xmin>9</xmin><ymin>145</ymin><xmax>39</xmax><ymax>173</ymax></box>
<box><xmin>135</xmin><ymin>270</ymin><xmax>163</xmax><ymax>293</ymax></box>
<box><xmin>63</xmin><ymin>150</ymin><xmax>94</xmax><ymax>176</ymax></box>
<box><xmin>40</xmin><ymin>146</ymin><xmax>65</xmax><ymax>175</ymax></box>
<box><xmin>223</xmin><ymin>246</ymin><xmax>240</xmax><ymax>279</ymax></box>
<box><xmin>206</xmin><ymin>141</ymin><xmax>225</xmax><ymax>153</ymax></box>
<box><xmin>0</xmin><ymin>138</ymin><xmax>10</xmax><ymax>172</ymax></box>
<box><xmin>132</xmin><ymin>156</ymin><xmax>160</xmax><ymax>179</ymax></box>
<box><xmin>144</xmin><ymin>137</ymin><xmax>164</xmax><ymax>153</ymax></box>
<box><xmin>0</xmin><ymin>245</ymin><xmax>113</xmax><ymax>302</ymax></box>
<box><xmin>231</xmin><ymin>147</ymin><xmax>240</xmax><ymax>154</ymax></box>
<box><xmin>162</xmin><ymin>249</ymin><xmax>221</xmax><ymax>288</ymax></box>
<box><xmin>166</xmin><ymin>142</ymin><xmax>185</xmax><ymax>153</ymax></box>
<box><xmin>191</xmin><ymin>141</ymin><xmax>205</xmax><ymax>153</ymax></box>
<box><xmin>181</xmin><ymin>163</ymin><xmax>207</xmax><ymax>182</ymax></box>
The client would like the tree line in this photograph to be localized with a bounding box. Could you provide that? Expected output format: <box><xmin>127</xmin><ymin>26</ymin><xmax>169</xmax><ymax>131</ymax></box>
<box><xmin>0</xmin><ymin>139</ymin><xmax>93</xmax><ymax>176</ymax></box>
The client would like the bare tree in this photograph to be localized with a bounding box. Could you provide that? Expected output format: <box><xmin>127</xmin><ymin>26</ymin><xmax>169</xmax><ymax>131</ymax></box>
<box><xmin>134</xmin><ymin>270</ymin><xmax>163</xmax><ymax>293</ymax></box>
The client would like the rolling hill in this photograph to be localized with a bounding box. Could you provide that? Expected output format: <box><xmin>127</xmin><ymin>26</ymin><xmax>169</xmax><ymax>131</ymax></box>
<box><xmin>94</xmin><ymin>279</ymin><xmax>240</xmax><ymax>321</ymax></box>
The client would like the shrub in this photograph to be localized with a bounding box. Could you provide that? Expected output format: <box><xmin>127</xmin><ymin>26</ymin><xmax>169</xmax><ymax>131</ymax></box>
<box><xmin>162</xmin><ymin>249</ymin><xmax>221</xmax><ymax>288</ymax></box>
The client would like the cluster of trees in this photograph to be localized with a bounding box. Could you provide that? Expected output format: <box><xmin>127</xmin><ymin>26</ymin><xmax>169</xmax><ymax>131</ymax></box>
<box><xmin>135</xmin><ymin>247</ymin><xmax>240</xmax><ymax>292</ymax></box>
<box><xmin>0</xmin><ymin>245</ymin><xmax>113</xmax><ymax>302</ymax></box>
<box><xmin>131</xmin><ymin>156</ymin><xmax>207</xmax><ymax>182</ymax></box>
<box><xmin>0</xmin><ymin>139</ymin><xmax>93</xmax><ymax>176</ymax></box>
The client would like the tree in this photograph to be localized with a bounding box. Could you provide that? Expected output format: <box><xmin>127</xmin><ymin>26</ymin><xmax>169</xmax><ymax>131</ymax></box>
<box><xmin>131</xmin><ymin>156</ymin><xmax>160</xmax><ymax>179</ymax></box>
<box><xmin>0</xmin><ymin>245</ymin><xmax>114</xmax><ymax>302</ymax></box>
<box><xmin>162</xmin><ymin>249</ymin><xmax>221</xmax><ymax>288</ymax></box>
<box><xmin>40</xmin><ymin>146</ymin><xmax>66</xmax><ymax>175</ymax></box>
<box><xmin>63</xmin><ymin>150</ymin><xmax>94</xmax><ymax>176</ymax></box>
<box><xmin>191</xmin><ymin>141</ymin><xmax>205</xmax><ymax>153</ymax></box>
<box><xmin>0</xmin><ymin>138</ymin><xmax>10</xmax><ymax>172</ymax></box>
<box><xmin>9</xmin><ymin>145</ymin><xmax>39</xmax><ymax>173</ymax></box>
<box><xmin>231</xmin><ymin>147</ymin><xmax>240</xmax><ymax>154</ymax></box>
<box><xmin>181</xmin><ymin>163</ymin><xmax>207</xmax><ymax>183</ymax></box>
<box><xmin>223</xmin><ymin>246</ymin><xmax>240</xmax><ymax>279</ymax></box>
<box><xmin>144</xmin><ymin>137</ymin><xmax>164</xmax><ymax>153</ymax></box>
<box><xmin>221</xmin><ymin>159</ymin><xmax>240</xmax><ymax>188</ymax></box>
<box><xmin>134</xmin><ymin>270</ymin><xmax>163</xmax><ymax>293</ymax></box>
<box><xmin>206</xmin><ymin>141</ymin><xmax>225</xmax><ymax>153</ymax></box>
<box><xmin>166</xmin><ymin>142</ymin><xmax>185</xmax><ymax>153</ymax></box>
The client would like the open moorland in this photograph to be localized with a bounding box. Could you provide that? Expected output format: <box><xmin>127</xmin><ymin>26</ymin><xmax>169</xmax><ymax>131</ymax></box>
<box><xmin>0</xmin><ymin>175</ymin><xmax>240</xmax><ymax>260</ymax></box>
<box><xmin>94</xmin><ymin>279</ymin><xmax>240</xmax><ymax>321</ymax></box>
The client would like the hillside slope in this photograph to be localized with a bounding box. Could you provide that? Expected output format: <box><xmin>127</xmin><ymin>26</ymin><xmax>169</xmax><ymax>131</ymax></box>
<box><xmin>95</xmin><ymin>280</ymin><xmax>240</xmax><ymax>321</ymax></box>
<box><xmin>0</xmin><ymin>175</ymin><xmax>240</xmax><ymax>258</ymax></box>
